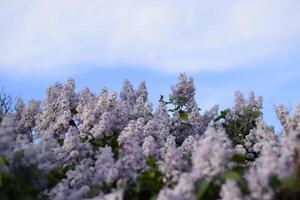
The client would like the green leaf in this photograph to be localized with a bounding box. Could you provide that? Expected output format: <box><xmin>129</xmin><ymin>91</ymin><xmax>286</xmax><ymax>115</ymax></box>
<box><xmin>146</xmin><ymin>157</ymin><xmax>157</xmax><ymax>168</ymax></box>
<box><xmin>223</xmin><ymin>171</ymin><xmax>242</xmax><ymax>182</ymax></box>
<box><xmin>159</xmin><ymin>95</ymin><xmax>164</xmax><ymax>103</ymax></box>
<box><xmin>85</xmin><ymin>185</ymin><xmax>103</xmax><ymax>198</ymax></box>
<box><xmin>231</xmin><ymin>154</ymin><xmax>246</xmax><ymax>164</ymax></box>
<box><xmin>269</xmin><ymin>176</ymin><xmax>281</xmax><ymax>190</ymax></box>
<box><xmin>179</xmin><ymin>110</ymin><xmax>189</xmax><ymax>121</ymax></box>
<box><xmin>89</xmin><ymin>135</ymin><xmax>119</xmax><ymax>159</ymax></box>
<box><xmin>63</xmin><ymin>163</ymin><xmax>76</xmax><ymax>173</ymax></box>
<box><xmin>70</xmin><ymin>108</ymin><xmax>78</xmax><ymax>115</ymax></box>
<box><xmin>214</xmin><ymin>109</ymin><xmax>229</xmax><ymax>122</ymax></box>
<box><xmin>195</xmin><ymin>180</ymin><xmax>210</xmax><ymax>199</ymax></box>
<box><xmin>281</xmin><ymin>176</ymin><xmax>300</xmax><ymax>191</ymax></box>
<box><xmin>80</xmin><ymin>136</ymin><xmax>88</xmax><ymax>142</ymax></box>
<box><xmin>58</xmin><ymin>138</ymin><xmax>64</xmax><ymax>146</ymax></box>
<box><xmin>253</xmin><ymin>111</ymin><xmax>261</xmax><ymax>118</ymax></box>
<box><xmin>169</xmin><ymin>97</ymin><xmax>175</xmax><ymax>103</ymax></box>
<box><xmin>0</xmin><ymin>155</ymin><xmax>7</xmax><ymax>168</ymax></box>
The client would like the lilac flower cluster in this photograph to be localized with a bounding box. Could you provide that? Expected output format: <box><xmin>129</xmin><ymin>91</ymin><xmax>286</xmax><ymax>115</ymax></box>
<box><xmin>1</xmin><ymin>73</ymin><xmax>300</xmax><ymax>200</ymax></box>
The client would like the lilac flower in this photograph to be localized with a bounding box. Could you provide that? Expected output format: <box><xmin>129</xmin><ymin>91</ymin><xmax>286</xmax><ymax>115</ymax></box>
<box><xmin>135</xmin><ymin>81</ymin><xmax>148</xmax><ymax>103</ymax></box>
<box><xmin>275</xmin><ymin>104</ymin><xmax>289</xmax><ymax>133</ymax></box>
<box><xmin>170</xmin><ymin>73</ymin><xmax>195</xmax><ymax>105</ymax></box>
<box><xmin>234</xmin><ymin>91</ymin><xmax>246</xmax><ymax>112</ymax></box>
<box><xmin>142</xmin><ymin>135</ymin><xmax>159</xmax><ymax>158</ymax></box>
<box><xmin>220</xmin><ymin>180</ymin><xmax>243</xmax><ymax>200</ymax></box>
<box><xmin>160</xmin><ymin>143</ymin><xmax>188</xmax><ymax>184</ymax></box>
<box><xmin>61</xmin><ymin>127</ymin><xmax>93</xmax><ymax>164</ymax></box>
<box><xmin>117</xmin><ymin>137</ymin><xmax>145</xmax><ymax>180</ymax></box>
<box><xmin>93</xmin><ymin>147</ymin><xmax>119</xmax><ymax>185</ymax></box>
<box><xmin>246</xmin><ymin>144</ymin><xmax>278</xmax><ymax>200</ymax></box>
<box><xmin>18</xmin><ymin>99</ymin><xmax>41</xmax><ymax>134</ymax></box>
<box><xmin>192</xmin><ymin>128</ymin><xmax>232</xmax><ymax>180</ymax></box>
<box><xmin>157</xmin><ymin>173</ymin><xmax>196</xmax><ymax>200</ymax></box>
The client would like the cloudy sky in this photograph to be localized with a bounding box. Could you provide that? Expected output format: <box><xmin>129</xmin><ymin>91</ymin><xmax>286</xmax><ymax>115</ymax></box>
<box><xmin>1</xmin><ymin>0</ymin><xmax>300</xmax><ymax>131</ymax></box>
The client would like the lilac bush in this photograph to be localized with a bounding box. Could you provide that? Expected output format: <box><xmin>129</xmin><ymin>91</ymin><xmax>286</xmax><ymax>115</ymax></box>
<box><xmin>0</xmin><ymin>73</ymin><xmax>300</xmax><ymax>200</ymax></box>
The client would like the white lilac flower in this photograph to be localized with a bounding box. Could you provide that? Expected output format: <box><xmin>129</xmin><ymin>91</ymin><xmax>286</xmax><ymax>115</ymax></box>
<box><xmin>0</xmin><ymin>116</ymin><xmax>19</xmax><ymax>161</ymax></box>
<box><xmin>143</xmin><ymin>119</ymin><xmax>157</xmax><ymax>138</ymax></box>
<box><xmin>54</xmin><ymin>79</ymin><xmax>77</xmax><ymax>134</ymax></box>
<box><xmin>160</xmin><ymin>143</ymin><xmax>188</xmax><ymax>184</ymax></box>
<box><xmin>61</xmin><ymin>127</ymin><xmax>93</xmax><ymax>164</ymax></box>
<box><xmin>234</xmin><ymin>91</ymin><xmax>246</xmax><ymax>112</ymax></box>
<box><xmin>153</xmin><ymin>102</ymin><xmax>171</xmax><ymax>145</ymax></box>
<box><xmin>93</xmin><ymin>147</ymin><xmax>119</xmax><ymax>185</ymax></box>
<box><xmin>277</xmin><ymin>128</ymin><xmax>300</xmax><ymax>177</ymax></box>
<box><xmin>16</xmin><ymin>131</ymin><xmax>57</xmax><ymax>173</ymax></box>
<box><xmin>246</xmin><ymin>144</ymin><xmax>278</xmax><ymax>200</ymax></box>
<box><xmin>276</xmin><ymin>104</ymin><xmax>290</xmax><ymax>133</ymax></box>
<box><xmin>142</xmin><ymin>135</ymin><xmax>159</xmax><ymax>158</ymax></box>
<box><xmin>49</xmin><ymin>180</ymin><xmax>90</xmax><ymax>200</ymax></box>
<box><xmin>117</xmin><ymin>137</ymin><xmax>145</xmax><ymax>180</ymax></box>
<box><xmin>192</xmin><ymin>128</ymin><xmax>232</xmax><ymax>180</ymax></box>
<box><xmin>97</xmin><ymin>187</ymin><xmax>124</xmax><ymax>200</ymax></box>
<box><xmin>18</xmin><ymin>99</ymin><xmax>41</xmax><ymax>134</ymax></box>
<box><xmin>36</xmin><ymin>82</ymin><xmax>63</xmax><ymax>133</ymax></box>
<box><xmin>76</xmin><ymin>87</ymin><xmax>96</xmax><ymax>130</ymax></box>
<box><xmin>91</xmin><ymin>111</ymin><xmax>116</xmax><ymax>139</ymax></box>
<box><xmin>170</xmin><ymin>73</ymin><xmax>195</xmax><ymax>105</ymax></box>
<box><xmin>161</xmin><ymin>135</ymin><xmax>176</xmax><ymax>156</ymax></box>
<box><xmin>135</xmin><ymin>81</ymin><xmax>148</xmax><ymax>103</ymax></box>
<box><xmin>132</xmin><ymin>95</ymin><xmax>153</xmax><ymax>120</ymax></box>
<box><xmin>77</xmin><ymin>87</ymin><xmax>96</xmax><ymax>114</ymax></box>
<box><xmin>118</xmin><ymin>118</ymin><xmax>145</xmax><ymax>145</ymax></box>
<box><xmin>252</xmin><ymin>118</ymin><xmax>278</xmax><ymax>154</ymax></box>
<box><xmin>157</xmin><ymin>173</ymin><xmax>196</xmax><ymax>200</ymax></box>
<box><xmin>179</xmin><ymin>135</ymin><xmax>196</xmax><ymax>158</ymax></box>
<box><xmin>36</xmin><ymin>80</ymin><xmax>77</xmax><ymax>136</ymax></box>
<box><xmin>220</xmin><ymin>180</ymin><xmax>243</xmax><ymax>200</ymax></box>
<box><xmin>65</xmin><ymin>158</ymin><xmax>95</xmax><ymax>190</ymax></box>
<box><xmin>234</xmin><ymin>144</ymin><xmax>246</xmax><ymax>155</ymax></box>
<box><xmin>276</xmin><ymin>104</ymin><xmax>300</xmax><ymax>177</ymax></box>
<box><xmin>120</xmin><ymin>79</ymin><xmax>136</xmax><ymax>106</ymax></box>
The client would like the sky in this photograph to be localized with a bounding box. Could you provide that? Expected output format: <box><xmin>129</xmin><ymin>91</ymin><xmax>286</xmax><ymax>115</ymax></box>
<box><xmin>0</xmin><ymin>0</ymin><xmax>300</xmax><ymax>132</ymax></box>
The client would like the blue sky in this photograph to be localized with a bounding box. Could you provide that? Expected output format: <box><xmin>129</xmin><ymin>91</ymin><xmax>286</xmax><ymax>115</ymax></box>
<box><xmin>1</xmin><ymin>0</ymin><xmax>300</xmax><ymax>131</ymax></box>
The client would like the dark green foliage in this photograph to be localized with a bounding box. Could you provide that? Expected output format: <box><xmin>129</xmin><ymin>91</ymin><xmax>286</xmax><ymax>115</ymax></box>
<box><xmin>124</xmin><ymin>157</ymin><xmax>164</xmax><ymax>200</ymax></box>
<box><xmin>0</xmin><ymin>155</ymin><xmax>41</xmax><ymax>200</ymax></box>
<box><xmin>47</xmin><ymin>163</ymin><xmax>75</xmax><ymax>188</ymax></box>
<box><xmin>0</xmin><ymin>152</ymin><xmax>76</xmax><ymax>200</ymax></box>
<box><xmin>270</xmin><ymin>176</ymin><xmax>300</xmax><ymax>200</ymax></box>
<box><xmin>195</xmin><ymin>180</ymin><xmax>221</xmax><ymax>200</ymax></box>
<box><xmin>57</xmin><ymin>138</ymin><xmax>64</xmax><ymax>146</ymax></box>
<box><xmin>214</xmin><ymin>109</ymin><xmax>230</xmax><ymax>122</ymax></box>
<box><xmin>215</xmin><ymin>106</ymin><xmax>262</xmax><ymax>146</ymax></box>
<box><xmin>88</xmin><ymin>134</ymin><xmax>119</xmax><ymax>159</ymax></box>
<box><xmin>85</xmin><ymin>184</ymin><xmax>112</xmax><ymax>198</ymax></box>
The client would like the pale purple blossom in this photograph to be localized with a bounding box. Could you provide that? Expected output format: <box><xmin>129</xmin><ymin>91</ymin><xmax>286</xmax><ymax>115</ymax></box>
<box><xmin>220</xmin><ymin>180</ymin><xmax>243</xmax><ymax>200</ymax></box>
<box><xmin>160</xmin><ymin>143</ymin><xmax>188</xmax><ymax>183</ymax></box>
<box><xmin>170</xmin><ymin>73</ymin><xmax>195</xmax><ymax>105</ymax></box>
<box><xmin>192</xmin><ymin>128</ymin><xmax>232</xmax><ymax>180</ymax></box>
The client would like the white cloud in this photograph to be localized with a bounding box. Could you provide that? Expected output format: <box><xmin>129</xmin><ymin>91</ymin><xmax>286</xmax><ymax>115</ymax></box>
<box><xmin>0</xmin><ymin>0</ymin><xmax>299</xmax><ymax>74</ymax></box>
